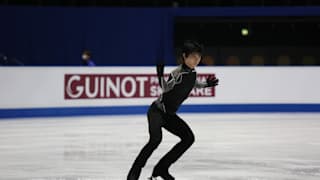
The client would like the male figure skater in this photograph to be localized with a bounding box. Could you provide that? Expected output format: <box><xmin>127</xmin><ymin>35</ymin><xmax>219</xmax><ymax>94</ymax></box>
<box><xmin>127</xmin><ymin>40</ymin><xmax>219</xmax><ymax>180</ymax></box>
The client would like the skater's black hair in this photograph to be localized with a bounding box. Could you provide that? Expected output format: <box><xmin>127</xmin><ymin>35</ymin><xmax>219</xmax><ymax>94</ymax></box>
<box><xmin>177</xmin><ymin>40</ymin><xmax>204</xmax><ymax>63</ymax></box>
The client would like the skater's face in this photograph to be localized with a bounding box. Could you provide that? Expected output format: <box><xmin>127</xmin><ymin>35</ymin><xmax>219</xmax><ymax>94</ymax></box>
<box><xmin>183</xmin><ymin>52</ymin><xmax>201</xmax><ymax>69</ymax></box>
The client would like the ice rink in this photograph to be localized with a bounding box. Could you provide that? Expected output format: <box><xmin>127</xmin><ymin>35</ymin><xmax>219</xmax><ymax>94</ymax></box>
<box><xmin>0</xmin><ymin>113</ymin><xmax>320</xmax><ymax>180</ymax></box>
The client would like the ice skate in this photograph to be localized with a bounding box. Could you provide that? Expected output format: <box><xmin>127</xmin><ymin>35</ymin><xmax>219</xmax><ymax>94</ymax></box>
<box><xmin>148</xmin><ymin>172</ymin><xmax>175</xmax><ymax>180</ymax></box>
<box><xmin>150</xmin><ymin>166</ymin><xmax>175</xmax><ymax>180</ymax></box>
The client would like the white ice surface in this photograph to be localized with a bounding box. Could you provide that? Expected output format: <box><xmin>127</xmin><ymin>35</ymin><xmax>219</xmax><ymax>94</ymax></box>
<box><xmin>0</xmin><ymin>113</ymin><xmax>320</xmax><ymax>180</ymax></box>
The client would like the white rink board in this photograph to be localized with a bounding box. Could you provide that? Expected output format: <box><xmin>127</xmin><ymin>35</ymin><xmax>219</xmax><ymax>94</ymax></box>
<box><xmin>1</xmin><ymin>66</ymin><xmax>320</xmax><ymax>109</ymax></box>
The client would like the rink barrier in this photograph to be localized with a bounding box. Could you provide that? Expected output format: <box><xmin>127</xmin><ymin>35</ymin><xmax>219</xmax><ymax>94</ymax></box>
<box><xmin>2</xmin><ymin>66</ymin><xmax>320</xmax><ymax>119</ymax></box>
<box><xmin>1</xmin><ymin>104</ymin><xmax>320</xmax><ymax>119</ymax></box>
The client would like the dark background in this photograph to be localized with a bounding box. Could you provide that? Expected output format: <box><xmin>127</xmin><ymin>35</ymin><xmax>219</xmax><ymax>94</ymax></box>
<box><xmin>1</xmin><ymin>0</ymin><xmax>320</xmax><ymax>66</ymax></box>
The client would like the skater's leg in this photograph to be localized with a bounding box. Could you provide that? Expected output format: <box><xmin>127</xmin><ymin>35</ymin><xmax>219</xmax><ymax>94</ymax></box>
<box><xmin>127</xmin><ymin>104</ymin><xmax>164</xmax><ymax>180</ymax></box>
<box><xmin>154</xmin><ymin>114</ymin><xmax>195</xmax><ymax>172</ymax></box>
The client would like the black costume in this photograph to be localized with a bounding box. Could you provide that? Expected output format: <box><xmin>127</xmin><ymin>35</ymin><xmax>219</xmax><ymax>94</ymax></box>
<box><xmin>127</xmin><ymin>41</ymin><xmax>218</xmax><ymax>180</ymax></box>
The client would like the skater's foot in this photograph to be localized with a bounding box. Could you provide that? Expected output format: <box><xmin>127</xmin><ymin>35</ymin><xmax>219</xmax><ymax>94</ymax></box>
<box><xmin>151</xmin><ymin>166</ymin><xmax>175</xmax><ymax>180</ymax></box>
<box><xmin>127</xmin><ymin>166</ymin><xmax>142</xmax><ymax>180</ymax></box>
<box><xmin>149</xmin><ymin>172</ymin><xmax>174</xmax><ymax>180</ymax></box>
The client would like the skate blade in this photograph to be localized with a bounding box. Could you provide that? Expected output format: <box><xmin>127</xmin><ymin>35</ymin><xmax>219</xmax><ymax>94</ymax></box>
<box><xmin>148</xmin><ymin>177</ymin><xmax>157</xmax><ymax>180</ymax></box>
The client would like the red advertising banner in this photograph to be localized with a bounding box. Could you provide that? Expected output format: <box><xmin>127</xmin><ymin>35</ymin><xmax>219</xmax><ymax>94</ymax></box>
<box><xmin>64</xmin><ymin>74</ymin><xmax>215</xmax><ymax>99</ymax></box>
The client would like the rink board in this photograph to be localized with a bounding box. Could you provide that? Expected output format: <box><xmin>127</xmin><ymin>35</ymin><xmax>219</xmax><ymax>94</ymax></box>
<box><xmin>1</xmin><ymin>104</ymin><xmax>320</xmax><ymax>119</ymax></box>
<box><xmin>1</xmin><ymin>67</ymin><xmax>320</xmax><ymax>118</ymax></box>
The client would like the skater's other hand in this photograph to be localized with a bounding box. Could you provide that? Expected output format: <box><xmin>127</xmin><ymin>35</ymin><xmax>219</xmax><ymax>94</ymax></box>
<box><xmin>156</xmin><ymin>63</ymin><xmax>164</xmax><ymax>77</ymax></box>
<box><xmin>206</xmin><ymin>75</ymin><xmax>219</xmax><ymax>87</ymax></box>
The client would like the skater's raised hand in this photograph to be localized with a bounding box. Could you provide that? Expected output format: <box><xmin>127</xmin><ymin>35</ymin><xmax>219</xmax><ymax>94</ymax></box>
<box><xmin>156</xmin><ymin>63</ymin><xmax>164</xmax><ymax>77</ymax></box>
<box><xmin>206</xmin><ymin>75</ymin><xmax>219</xmax><ymax>87</ymax></box>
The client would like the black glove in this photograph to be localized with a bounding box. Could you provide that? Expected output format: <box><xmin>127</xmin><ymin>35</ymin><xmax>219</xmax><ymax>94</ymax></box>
<box><xmin>156</xmin><ymin>63</ymin><xmax>164</xmax><ymax>77</ymax></box>
<box><xmin>206</xmin><ymin>75</ymin><xmax>219</xmax><ymax>87</ymax></box>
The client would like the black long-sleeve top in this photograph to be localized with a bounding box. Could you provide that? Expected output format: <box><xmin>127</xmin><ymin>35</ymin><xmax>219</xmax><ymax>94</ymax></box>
<box><xmin>155</xmin><ymin>63</ymin><xmax>207</xmax><ymax>115</ymax></box>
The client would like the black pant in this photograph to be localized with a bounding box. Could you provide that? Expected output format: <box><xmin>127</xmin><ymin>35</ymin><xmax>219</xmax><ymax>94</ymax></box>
<box><xmin>131</xmin><ymin>102</ymin><xmax>195</xmax><ymax>170</ymax></box>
